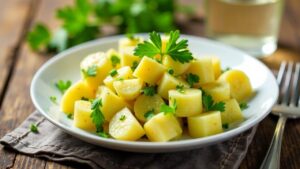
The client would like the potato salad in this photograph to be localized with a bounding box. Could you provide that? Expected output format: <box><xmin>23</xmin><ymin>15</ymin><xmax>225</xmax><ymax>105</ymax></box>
<box><xmin>59</xmin><ymin>30</ymin><xmax>253</xmax><ymax>142</ymax></box>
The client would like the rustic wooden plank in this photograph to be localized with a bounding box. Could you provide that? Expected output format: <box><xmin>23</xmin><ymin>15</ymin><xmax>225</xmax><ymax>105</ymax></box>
<box><xmin>0</xmin><ymin>0</ymin><xmax>71</xmax><ymax>168</ymax></box>
<box><xmin>44</xmin><ymin>161</ymin><xmax>91</xmax><ymax>169</ymax></box>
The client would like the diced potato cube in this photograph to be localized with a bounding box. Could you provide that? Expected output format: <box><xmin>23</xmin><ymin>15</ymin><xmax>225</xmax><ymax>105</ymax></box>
<box><xmin>97</xmin><ymin>86</ymin><xmax>126</xmax><ymax>121</ymax></box>
<box><xmin>144</xmin><ymin>113</ymin><xmax>182</xmax><ymax>142</ymax></box>
<box><xmin>157</xmin><ymin>73</ymin><xmax>189</xmax><ymax>99</ymax></box>
<box><xmin>188</xmin><ymin>111</ymin><xmax>223</xmax><ymax>138</ymax></box>
<box><xmin>113</xmin><ymin>79</ymin><xmax>143</xmax><ymax>100</ymax></box>
<box><xmin>120</xmin><ymin>47</ymin><xmax>141</xmax><ymax>67</ymax></box>
<box><xmin>133</xmin><ymin>57</ymin><xmax>165</xmax><ymax>84</ymax></box>
<box><xmin>118</xmin><ymin>37</ymin><xmax>143</xmax><ymax>51</ymax></box>
<box><xmin>169</xmin><ymin>89</ymin><xmax>202</xmax><ymax>117</ymax></box>
<box><xmin>221</xmin><ymin>99</ymin><xmax>244</xmax><ymax>124</ymax></box>
<box><xmin>185</xmin><ymin>57</ymin><xmax>215</xmax><ymax>85</ymax></box>
<box><xmin>103</xmin><ymin>66</ymin><xmax>133</xmax><ymax>92</ymax></box>
<box><xmin>106</xmin><ymin>49</ymin><xmax>121</xmax><ymax>68</ymax></box>
<box><xmin>218</xmin><ymin>70</ymin><xmax>253</xmax><ymax>102</ymax></box>
<box><xmin>60</xmin><ymin>81</ymin><xmax>95</xmax><ymax>114</ymax></box>
<box><xmin>134</xmin><ymin>94</ymin><xmax>165</xmax><ymax>122</ymax></box>
<box><xmin>80</xmin><ymin>52</ymin><xmax>113</xmax><ymax>90</ymax></box>
<box><xmin>211</xmin><ymin>57</ymin><xmax>222</xmax><ymax>78</ymax></box>
<box><xmin>162</xmin><ymin>55</ymin><xmax>191</xmax><ymax>75</ymax></box>
<box><xmin>73</xmin><ymin>100</ymin><xmax>96</xmax><ymax>132</ymax></box>
<box><xmin>200</xmin><ymin>82</ymin><xmax>230</xmax><ymax>102</ymax></box>
<box><xmin>109</xmin><ymin>107</ymin><xmax>145</xmax><ymax>141</ymax></box>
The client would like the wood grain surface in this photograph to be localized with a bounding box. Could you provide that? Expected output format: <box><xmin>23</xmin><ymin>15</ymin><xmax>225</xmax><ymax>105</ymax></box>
<box><xmin>0</xmin><ymin>0</ymin><xmax>299</xmax><ymax>169</ymax></box>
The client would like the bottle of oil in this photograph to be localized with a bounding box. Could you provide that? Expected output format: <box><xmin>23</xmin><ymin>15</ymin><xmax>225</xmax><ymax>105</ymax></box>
<box><xmin>204</xmin><ymin>0</ymin><xmax>284</xmax><ymax>57</ymax></box>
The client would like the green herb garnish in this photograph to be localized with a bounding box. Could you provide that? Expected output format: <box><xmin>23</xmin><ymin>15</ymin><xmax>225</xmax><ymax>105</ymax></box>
<box><xmin>55</xmin><ymin>80</ymin><xmax>72</xmax><ymax>94</ymax></box>
<box><xmin>222</xmin><ymin>123</ymin><xmax>229</xmax><ymax>129</ymax></box>
<box><xmin>134</xmin><ymin>30</ymin><xmax>193</xmax><ymax>63</ymax></box>
<box><xmin>111</xmin><ymin>55</ymin><xmax>120</xmax><ymax>67</ymax></box>
<box><xmin>144</xmin><ymin>109</ymin><xmax>155</xmax><ymax>120</ymax></box>
<box><xmin>176</xmin><ymin>85</ymin><xmax>185</xmax><ymax>93</ymax></box>
<box><xmin>109</xmin><ymin>69</ymin><xmax>118</xmax><ymax>77</ymax></box>
<box><xmin>67</xmin><ymin>113</ymin><xmax>74</xmax><ymax>119</ymax></box>
<box><xmin>202</xmin><ymin>93</ymin><xmax>225</xmax><ymax>112</ymax></box>
<box><xmin>49</xmin><ymin>96</ymin><xmax>57</xmax><ymax>103</ymax></box>
<box><xmin>30</xmin><ymin>123</ymin><xmax>39</xmax><ymax>133</ymax></box>
<box><xmin>82</xmin><ymin>65</ymin><xmax>97</xmax><ymax>77</ymax></box>
<box><xmin>90</xmin><ymin>98</ymin><xmax>105</xmax><ymax>134</ymax></box>
<box><xmin>141</xmin><ymin>85</ymin><xmax>156</xmax><ymax>96</ymax></box>
<box><xmin>167</xmin><ymin>68</ymin><xmax>174</xmax><ymax>75</ymax></box>
<box><xmin>27</xmin><ymin>24</ymin><xmax>51</xmax><ymax>51</ymax></box>
<box><xmin>239</xmin><ymin>102</ymin><xmax>249</xmax><ymax>110</ymax></box>
<box><xmin>131</xmin><ymin>61</ymin><xmax>139</xmax><ymax>71</ymax></box>
<box><xmin>119</xmin><ymin>115</ymin><xmax>126</xmax><ymax>121</ymax></box>
<box><xmin>160</xmin><ymin>100</ymin><xmax>177</xmax><ymax>115</ymax></box>
<box><xmin>186</xmin><ymin>73</ymin><xmax>199</xmax><ymax>87</ymax></box>
<box><xmin>222</xmin><ymin>67</ymin><xmax>231</xmax><ymax>73</ymax></box>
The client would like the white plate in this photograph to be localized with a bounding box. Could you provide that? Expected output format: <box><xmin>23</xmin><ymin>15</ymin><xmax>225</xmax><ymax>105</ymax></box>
<box><xmin>30</xmin><ymin>34</ymin><xmax>278</xmax><ymax>153</ymax></box>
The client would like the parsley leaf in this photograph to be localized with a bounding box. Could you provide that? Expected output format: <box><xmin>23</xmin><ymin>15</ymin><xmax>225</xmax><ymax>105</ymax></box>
<box><xmin>239</xmin><ymin>102</ymin><xmax>249</xmax><ymax>110</ymax></box>
<box><xmin>49</xmin><ymin>96</ymin><xmax>57</xmax><ymax>104</ymax></box>
<box><xmin>222</xmin><ymin>67</ymin><xmax>231</xmax><ymax>73</ymax></box>
<box><xmin>134</xmin><ymin>30</ymin><xmax>193</xmax><ymax>63</ymax></box>
<box><xmin>186</xmin><ymin>73</ymin><xmax>199</xmax><ymax>87</ymax></box>
<box><xmin>90</xmin><ymin>98</ymin><xmax>105</xmax><ymax>133</ymax></box>
<box><xmin>27</xmin><ymin>23</ymin><xmax>51</xmax><ymax>51</ymax></box>
<box><xmin>141</xmin><ymin>85</ymin><xmax>156</xmax><ymax>96</ymax></box>
<box><xmin>202</xmin><ymin>92</ymin><xmax>225</xmax><ymax>112</ymax></box>
<box><xmin>160</xmin><ymin>100</ymin><xmax>177</xmax><ymax>115</ymax></box>
<box><xmin>30</xmin><ymin>123</ymin><xmax>39</xmax><ymax>133</ymax></box>
<box><xmin>167</xmin><ymin>68</ymin><xmax>174</xmax><ymax>75</ymax></box>
<box><xmin>82</xmin><ymin>65</ymin><xmax>97</xmax><ymax>77</ymax></box>
<box><xmin>98</xmin><ymin>132</ymin><xmax>109</xmax><ymax>138</ymax></box>
<box><xmin>144</xmin><ymin>109</ymin><xmax>155</xmax><ymax>121</ymax></box>
<box><xmin>222</xmin><ymin>123</ymin><xmax>229</xmax><ymax>129</ymax></box>
<box><xmin>131</xmin><ymin>61</ymin><xmax>139</xmax><ymax>71</ymax></box>
<box><xmin>119</xmin><ymin>115</ymin><xmax>126</xmax><ymax>121</ymax></box>
<box><xmin>110</xmin><ymin>55</ymin><xmax>120</xmax><ymax>67</ymax></box>
<box><xmin>55</xmin><ymin>80</ymin><xmax>72</xmax><ymax>94</ymax></box>
<box><xmin>67</xmin><ymin>113</ymin><xmax>74</xmax><ymax>119</ymax></box>
<box><xmin>109</xmin><ymin>69</ymin><xmax>118</xmax><ymax>77</ymax></box>
<box><xmin>176</xmin><ymin>85</ymin><xmax>185</xmax><ymax>93</ymax></box>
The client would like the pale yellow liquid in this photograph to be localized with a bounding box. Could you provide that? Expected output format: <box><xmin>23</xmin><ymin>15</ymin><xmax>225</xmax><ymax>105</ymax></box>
<box><xmin>205</xmin><ymin>0</ymin><xmax>284</xmax><ymax>57</ymax></box>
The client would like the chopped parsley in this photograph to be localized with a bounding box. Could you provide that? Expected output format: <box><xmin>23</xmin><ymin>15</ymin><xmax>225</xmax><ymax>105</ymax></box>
<box><xmin>160</xmin><ymin>100</ymin><xmax>177</xmax><ymax>115</ymax></box>
<box><xmin>30</xmin><ymin>123</ymin><xmax>38</xmax><ymax>133</ymax></box>
<box><xmin>81</xmin><ymin>97</ymin><xmax>89</xmax><ymax>101</ymax></box>
<box><xmin>82</xmin><ymin>65</ymin><xmax>97</xmax><ymax>77</ymax></box>
<box><xmin>90</xmin><ymin>98</ymin><xmax>105</xmax><ymax>134</ymax></box>
<box><xmin>222</xmin><ymin>123</ymin><xmax>229</xmax><ymax>129</ymax></box>
<box><xmin>49</xmin><ymin>96</ymin><xmax>57</xmax><ymax>104</ymax></box>
<box><xmin>116</xmin><ymin>77</ymin><xmax>124</xmax><ymax>81</ymax></box>
<box><xmin>141</xmin><ymin>85</ymin><xmax>156</xmax><ymax>96</ymax></box>
<box><xmin>167</xmin><ymin>68</ymin><xmax>174</xmax><ymax>75</ymax></box>
<box><xmin>144</xmin><ymin>109</ymin><xmax>155</xmax><ymax>120</ymax></box>
<box><xmin>55</xmin><ymin>80</ymin><xmax>72</xmax><ymax>94</ymax></box>
<box><xmin>98</xmin><ymin>132</ymin><xmax>109</xmax><ymax>138</ymax></box>
<box><xmin>134</xmin><ymin>30</ymin><xmax>193</xmax><ymax>63</ymax></box>
<box><xmin>222</xmin><ymin>67</ymin><xmax>231</xmax><ymax>73</ymax></box>
<box><xmin>239</xmin><ymin>102</ymin><xmax>249</xmax><ymax>110</ymax></box>
<box><xmin>202</xmin><ymin>92</ymin><xmax>225</xmax><ymax>112</ymax></box>
<box><xmin>67</xmin><ymin>113</ymin><xmax>73</xmax><ymax>119</ymax></box>
<box><xmin>110</xmin><ymin>55</ymin><xmax>120</xmax><ymax>67</ymax></box>
<box><xmin>119</xmin><ymin>115</ymin><xmax>126</xmax><ymax>121</ymax></box>
<box><xmin>186</xmin><ymin>73</ymin><xmax>199</xmax><ymax>87</ymax></box>
<box><xmin>131</xmin><ymin>61</ymin><xmax>139</xmax><ymax>71</ymax></box>
<box><xmin>109</xmin><ymin>69</ymin><xmax>118</xmax><ymax>77</ymax></box>
<box><xmin>176</xmin><ymin>85</ymin><xmax>185</xmax><ymax>93</ymax></box>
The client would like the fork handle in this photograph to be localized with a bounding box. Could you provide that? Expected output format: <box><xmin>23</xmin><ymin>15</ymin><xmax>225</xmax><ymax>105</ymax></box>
<box><xmin>260</xmin><ymin>116</ymin><xmax>287</xmax><ymax>169</ymax></box>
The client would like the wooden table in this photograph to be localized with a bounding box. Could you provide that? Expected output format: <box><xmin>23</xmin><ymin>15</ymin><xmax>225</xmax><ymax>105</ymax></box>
<box><xmin>0</xmin><ymin>0</ymin><xmax>299</xmax><ymax>168</ymax></box>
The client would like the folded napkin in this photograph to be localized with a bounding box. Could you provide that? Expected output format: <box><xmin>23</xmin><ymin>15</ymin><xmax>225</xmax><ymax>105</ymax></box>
<box><xmin>0</xmin><ymin>111</ymin><xmax>257</xmax><ymax>169</ymax></box>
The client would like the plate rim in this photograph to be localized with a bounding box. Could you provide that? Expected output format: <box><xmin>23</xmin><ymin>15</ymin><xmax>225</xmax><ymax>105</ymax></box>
<box><xmin>30</xmin><ymin>34</ymin><xmax>278</xmax><ymax>152</ymax></box>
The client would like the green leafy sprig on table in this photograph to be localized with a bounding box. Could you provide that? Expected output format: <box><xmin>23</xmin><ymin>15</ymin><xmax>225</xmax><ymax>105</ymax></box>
<box><xmin>27</xmin><ymin>0</ymin><xmax>195</xmax><ymax>53</ymax></box>
<box><xmin>134</xmin><ymin>30</ymin><xmax>193</xmax><ymax>63</ymax></box>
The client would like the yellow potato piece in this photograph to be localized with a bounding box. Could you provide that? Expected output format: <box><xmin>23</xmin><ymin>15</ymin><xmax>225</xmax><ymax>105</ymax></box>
<box><xmin>162</xmin><ymin>55</ymin><xmax>190</xmax><ymax>76</ymax></box>
<box><xmin>200</xmin><ymin>82</ymin><xmax>230</xmax><ymax>102</ymax></box>
<box><xmin>73</xmin><ymin>100</ymin><xmax>96</xmax><ymax>132</ymax></box>
<box><xmin>133</xmin><ymin>57</ymin><xmax>166</xmax><ymax>84</ymax></box>
<box><xmin>218</xmin><ymin>70</ymin><xmax>253</xmax><ymax>102</ymax></box>
<box><xmin>157</xmin><ymin>72</ymin><xmax>189</xmax><ymax>99</ymax></box>
<box><xmin>120</xmin><ymin>47</ymin><xmax>141</xmax><ymax>67</ymax></box>
<box><xmin>106</xmin><ymin>49</ymin><xmax>121</xmax><ymax>69</ymax></box>
<box><xmin>109</xmin><ymin>107</ymin><xmax>145</xmax><ymax>141</ymax></box>
<box><xmin>134</xmin><ymin>94</ymin><xmax>165</xmax><ymax>122</ymax></box>
<box><xmin>103</xmin><ymin>66</ymin><xmax>133</xmax><ymax>92</ymax></box>
<box><xmin>211</xmin><ymin>57</ymin><xmax>222</xmax><ymax>79</ymax></box>
<box><xmin>113</xmin><ymin>79</ymin><xmax>143</xmax><ymax>101</ymax></box>
<box><xmin>161</xmin><ymin>35</ymin><xmax>169</xmax><ymax>53</ymax></box>
<box><xmin>60</xmin><ymin>81</ymin><xmax>95</xmax><ymax>114</ymax></box>
<box><xmin>97</xmin><ymin>86</ymin><xmax>126</xmax><ymax>121</ymax></box>
<box><xmin>185</xmin><ymin>57</ymin><xmax>215</xmax><ymax>85</ymax></box>
<box><xmin>118</xmin><ymin>37</ymin><xmax>143</xmax><ymax>51</ymax></box>
<box><xmin>221</xmin><ymin>99</ymin><xmax>244</xmax><ymax>124</ymax></box>
<box><xmin>144</xmin><ymin>113</ymin><xmax>182</xmax><ymax>142</ymax></box>
<box><xmin>188</xmin><ymin>111</ymin><xmax>223</xmax><ymax>138</ymax></box>
<box><xmin>80</xmin><ymin>52</ymin><xmax>113</xmax><ymax>90</ymax></box>
<box><xmin>169</xmin><ymin>89</ymin><xmax>202</xmax><ymax>117</ymax></box>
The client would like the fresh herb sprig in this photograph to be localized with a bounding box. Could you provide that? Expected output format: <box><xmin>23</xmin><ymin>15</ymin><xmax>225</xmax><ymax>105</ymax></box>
<box><xmin>82</xmin><ymin>65</ymin><xmax>97</xmax><ymax>78</ymax></box>
<box><xmin>55</xmin><ymin>80</ymin><xmax>72</xmax><ymax>94</ymax></box>
<box><xmin>141</xmin><ymin>85</ymin><xmax>156</xmax><ymax>96</ymax></box>
<box><xmin>30</xmin><ymin>123</ymin><xmax>39</xmax><ymax>133</ymax></box>
<box><xmin>239</xmin><ymin>102</ymin><xmax>249</xmax><ymax>110</ymax></box>
<box><xmin>134</xmin><ymin>30</ymin><xmax>193</xmax><ymax>63</ymax></box>
<box><xmin>160</xmin><ymin>99</ymin><xmax>177</xmax><ymax>115</ymax></box>
<box><xmin>90</xmin><ymin>98</ymin><xmax>106</xmax><ymax>136</ymax></box>
<box><xmin>186</xmin><ymin>73</ymin><xmax>199</xmax><ymax>87</ymax></box>
<box><xmin>144</xmin><ymin>109</ymin><xmax>155</xmax><ymax>120</ymax></box>
<box><xmin>202</xmin><ymin>92</ymin><xmax>225</xmax><ymax>112</ymax></box>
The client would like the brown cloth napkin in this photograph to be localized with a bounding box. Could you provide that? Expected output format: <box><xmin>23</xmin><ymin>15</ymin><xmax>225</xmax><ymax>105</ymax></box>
<box><xmin>0</xmin><ymin>111</ymin><xmax>257</xmax><ymax>169</ymax></box>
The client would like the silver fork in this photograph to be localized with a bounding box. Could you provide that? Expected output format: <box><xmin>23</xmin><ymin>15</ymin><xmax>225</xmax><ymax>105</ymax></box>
<box><xmin>260</xmin><ymin>62</ymin><xmax>300</xmax><ymax>169</ymax></box>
